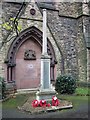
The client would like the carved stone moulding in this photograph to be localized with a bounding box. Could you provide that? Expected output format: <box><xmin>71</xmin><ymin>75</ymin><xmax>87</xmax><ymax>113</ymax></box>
<box><xmin>6</xmin><ymin>26</ymin><xmax>57</xmax><ymax>67</ymax></box>
<box><xmin>24</xmin><ymin>49</ymin><xmax>36</xmax><ymax>60</ymax></box>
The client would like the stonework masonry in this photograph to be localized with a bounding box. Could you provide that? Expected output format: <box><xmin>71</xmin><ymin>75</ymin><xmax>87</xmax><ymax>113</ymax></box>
<box><xmin>0</xmin><ymin>1</ymin><xmax>90</xmax><ymax>84</ymax></box>
<box><xmin>47</xmin><ymin>10</ymin><xmax>78</xmax><ymax>80</ymax></box>
<box><xmin>77</xmin><ymin>16</ymin><xmax>87</xmax><ymax>82</ymax></box>
<box><xmin>58</xmin><ymin>2</ymin><xmax>82</xmax><ymax>17</ymax></box>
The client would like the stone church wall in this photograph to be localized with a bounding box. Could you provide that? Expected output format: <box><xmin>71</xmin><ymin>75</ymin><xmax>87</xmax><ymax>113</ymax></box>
<box><xmin>0</xmin><ymin>2</ymin><xmax>60</xmax><ymax>80</ymax></box>
<box><xmin>47</xmin><ymin>2</ymin><xmax>89</xmax><ymax>81</ymax></box>
<box><xmin>0</xmin><ymin>1</ymin><xmax>89</xmax><ymax>82</ymax></box>
<box><xmin>0</xmin><ymin>2</ymin><xmax>22</xmax><ymax>78</ymax></box>
<box><xmin>77</xmin><ymin>16</ymin><xmax>87</xmax><ymax>82</ymax></box>
<box><xmin>47</xmin><ymin>10</ymin><xmax>78</xmax><ymax>79</ymax></box>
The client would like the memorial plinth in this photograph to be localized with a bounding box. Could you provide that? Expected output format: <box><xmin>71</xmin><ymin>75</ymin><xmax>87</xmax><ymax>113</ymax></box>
<box><xmin>36</xmin><ymin>54</ymin><xmax>56</xmax><ymax>100</ymax></box>
<box><xmin>36</xmin><ymin>9</ymin><xmax>56</xmax><ymax>100</ymax></box>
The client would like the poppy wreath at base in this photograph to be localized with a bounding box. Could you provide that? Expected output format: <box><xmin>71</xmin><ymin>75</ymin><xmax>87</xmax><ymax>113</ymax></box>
<box><xmin>32</xmin><ymin>100</ymin><xmax>39</xmax><ymax>107</ymax></box>
<box><xmin>52</xmin><ymin>96</ymin><xmax>60</xmax><ymax>106</ymax></box>
<box><xmin>46</xmin><ymin>103</ymin><xmax>51</xmax><ymax>107</ymax></box>
<box><xmin>39</xmin><ymin>100</ymin><xmax>47</xmax><ymax>107</ymax></box>
<box><xmin>31</xmin><ymin>96</ymin><xmax>60</xmax><ymax>108</ymax></box>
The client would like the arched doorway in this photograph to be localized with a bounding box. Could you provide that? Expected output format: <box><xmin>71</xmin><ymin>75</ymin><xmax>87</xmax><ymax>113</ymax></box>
<box><xmin>5</xmin><ymin>26</ymin><xmax>57</xmax><ymax>89</ymax></box>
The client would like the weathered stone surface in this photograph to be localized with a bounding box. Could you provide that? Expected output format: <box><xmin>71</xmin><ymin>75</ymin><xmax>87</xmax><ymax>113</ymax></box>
<box><xmin>58</xmin><ymin>2</ymin><xmax>82</xmax><ymax>18</ymax></box>
<box><xmin>47</xmin><ymin>10</ymin><xmax>78</xmax><ymax>79</ymax></box>
<box><xmin>0</xmin><ymin>1</ymin><xmax>90</xmax><ymax>87</ymax></box>
<box><xmin>77</xmin><ymin>17</ymin><xmax>87</xmax><ymax>82</ymax></box>
<box><xmin>87</xmin><ymin>49</ymin><xmax>90</xmax><ymax>81</ymax></box>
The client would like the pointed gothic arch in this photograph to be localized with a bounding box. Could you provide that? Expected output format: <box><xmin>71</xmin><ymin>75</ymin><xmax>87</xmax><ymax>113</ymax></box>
<box><xmin>5</xmin><ymin>26</ymin><xmax>57</xmax><ymax>88</ymax></box>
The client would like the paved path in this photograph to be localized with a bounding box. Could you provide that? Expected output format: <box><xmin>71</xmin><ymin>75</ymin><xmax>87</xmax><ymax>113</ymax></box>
<box><xmin>2</xmin><ymin>103</ymin><xmax>89</xmax><ymax>118</ymax></box>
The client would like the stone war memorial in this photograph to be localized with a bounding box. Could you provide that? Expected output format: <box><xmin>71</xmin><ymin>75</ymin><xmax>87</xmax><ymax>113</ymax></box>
<box><xmin>0</xmin><ymin>0</ymin><xmax>90</xmax><ymax>105</ymax></box>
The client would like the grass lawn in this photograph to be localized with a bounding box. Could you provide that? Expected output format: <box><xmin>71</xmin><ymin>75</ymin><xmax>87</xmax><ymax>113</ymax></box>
<box><xmin>2</xmin><ymin>93</ymin><xmax>32</xmax><ymax>109</ymax></box>
<box><xmin>2</xmin><ymin>87</ymin><xmax>89</xmax><ymax>110</ymax></box>
<box><xmin>75</xmin><ymin>87</ymin><xmax>90</xmax><ymax>96</ymax></box>
<box><xmin>57</xmin><ymin>87</ymin><xmax>89</xmax><ymax>112</ymax></box>
<box><xmin>58</xmin><ymin>95</ymin><xmax>88</xmax><ymax>109</ymax></box>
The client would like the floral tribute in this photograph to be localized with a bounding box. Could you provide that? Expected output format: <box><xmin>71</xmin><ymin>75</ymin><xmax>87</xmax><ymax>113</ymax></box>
<box><xmin>39</xmin><ymin>100</ymin><xmax>47</xmax><ymax>107</ymax></box>
<box><xmin>32</xmin><ymin>100</ymin><xmax>39</xmax><ymax>108</ymax></box>
<box><xmin>52</xmin><ymin>96</ymin><xmax>60</xmax><ymax>106</ymax></box>
<box><xmin>31</xmin><ymin>96</ymin><xmax>60</xmax><ymax>108</ymax></box>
